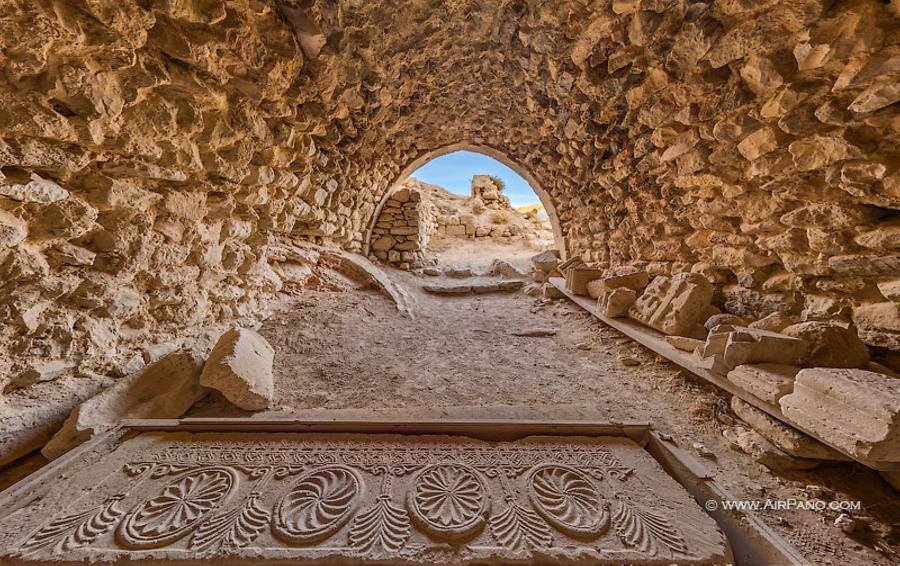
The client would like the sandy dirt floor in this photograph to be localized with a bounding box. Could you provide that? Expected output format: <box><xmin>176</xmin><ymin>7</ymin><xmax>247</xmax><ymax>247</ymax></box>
<box><xmin>186</xmin><ymin>241</ymin><xmax>900</xmax><ymax>564</ymax></box>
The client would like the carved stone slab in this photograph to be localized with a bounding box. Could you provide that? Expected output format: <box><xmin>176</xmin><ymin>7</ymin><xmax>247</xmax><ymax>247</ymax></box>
<box><xmin>0</xmin><ymin>432</ymin><xmax>729</xmax><ymax>564</ymax></box>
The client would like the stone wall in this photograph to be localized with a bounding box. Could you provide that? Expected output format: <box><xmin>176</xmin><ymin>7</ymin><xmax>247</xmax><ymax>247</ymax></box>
<box><xmin>0</xmin><ymin>0</ymin><xmax>898</xmax><ymax>389</ymax></box>
<box><xmin>369</xmin><ymin>187</ymin><xmax>432</xmax><ymax>270</ymax></box>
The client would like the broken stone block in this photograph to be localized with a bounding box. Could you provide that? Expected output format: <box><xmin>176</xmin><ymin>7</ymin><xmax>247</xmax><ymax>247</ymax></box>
<box><xmin>0</xmin><ymin>173</ymin><xmax>69</xmax><ymax>203</ymax></box>
<box><xmin>665</xmin><ymin>335</ymin><xmax>704</xmax><ymax>352</ymax></box>
<box><xmin>705</xmin><ymin>313</ymin><xmax>752</xmax><ymax>330</ymax></box>
<box><xmin>564</xmin><ymin>266</ymin><xmax>604</xmax><ymax>295</ymax></box>
<box><xmin>0</xmin><ymin>209</ymin><xmax>27</xmax><ymax>247</ymax></box>
<box><xmin>42</xmin><ymin>352</ymin><xmax>205</xmax><ymax>460</ymax></box>
<box><xmin>542</xmin><ymin>283</ymin><xmax>565</xmax><ymax>299</ymax></box>
<box><xmin>693</xmin><ymin>325</ymin><xmax>734</xmax><ymax>375</ymax></box>
<box><xmin>782</xmin><ymin>321</ymin><xmax>870</xmax><ymax>368</ymax></box>
<box><xmin>731</xmin><ymin>397</ymin><xmax>847</xmax><ymax>461</ymax></box>
<box><xmin>200</xmin><ymin>328</ymin><xmax>275</xmax><ymax>411</ymax></box>
<box><xmin>727</xmin><ymin>363</ymin><xmax>799</xmax><ymax>404</ymax></box>
<box><xmin>628</xmin><ymin>272</ymin><xmax>714</xmax><ymax>337</ymax></box>
<box><xmin>488</xmin><ymin>258</ymin><xmax>528</xmax><ymax>278</ymax></box>
<box><xmin>530</xmin><ymin>250</ymin><xmax>559</xmax><ymax>274</ymax></box>
<box><xmin>600</xmin><ymin>287</ymin><xmax>637</xmax><ymax>318</ymax></box>
<box><xmin>748</xmin><ymin>312</ymin><xmax>797</xmax><ymax>332</ymax></box>
<box><xmin>722</xmin><ymin>327</ymin><xmax>808</xmax><ymax>370</ymax></box>
<box><xmin>586</xmin><ymin>266</ymin><xmax>649</xmax><ymax>299</ymax></box>
<box><xmin>723</xmin><ymin>426</ymin><xmax>823</xmax><ymax>471</ymax></box>
<box><xmin>780</xmin><ymin>368</ymin><xmax>900</xmax><ymax>462</ymax></box>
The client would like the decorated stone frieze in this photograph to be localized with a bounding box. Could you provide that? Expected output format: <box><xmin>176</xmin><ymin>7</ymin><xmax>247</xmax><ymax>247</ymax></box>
<box><xmin>0</xmin><ymin>432</ymin><xmax>729</xmax><ymax>564</ymax></box>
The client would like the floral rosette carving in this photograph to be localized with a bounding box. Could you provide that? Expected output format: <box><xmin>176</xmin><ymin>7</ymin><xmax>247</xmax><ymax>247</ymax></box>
<box><xmin>272</xmin><ymin>465</ymin><xmax>363</xmax><ymax>544</ymax></box>
<box><xmin>407</xmin><ymin>464</ymin><xmax>489</xmax><ymax>540</ymax></box>
<box><xmin>527</xmin><ymin>464</ymin><xmax>609</xmax><ymax>539</ymax></box>
<box><xmin>117</xmin><ymin>467</ymin><xmax>237</xmax><ymax>549</ymax></box>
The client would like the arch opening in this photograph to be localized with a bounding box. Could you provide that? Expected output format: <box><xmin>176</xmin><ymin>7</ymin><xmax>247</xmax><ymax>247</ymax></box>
<box><xmin>363</xmin><ymin>142</ymin><xmax>568</xmax><ymax>261</ymax></box>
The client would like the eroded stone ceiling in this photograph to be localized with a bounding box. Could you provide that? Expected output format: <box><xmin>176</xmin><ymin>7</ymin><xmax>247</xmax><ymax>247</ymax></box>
<box><xmin>0</xmin><ymin>0</ymin><xmax>898</xmax><ymax>382</ymax></box>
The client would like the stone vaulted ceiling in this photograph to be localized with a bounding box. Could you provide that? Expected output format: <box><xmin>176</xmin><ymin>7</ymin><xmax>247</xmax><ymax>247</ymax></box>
<box><xmin>0</xmin><ymin>0</ymin><xmax>898</xmax><ymax>380</ymax></box>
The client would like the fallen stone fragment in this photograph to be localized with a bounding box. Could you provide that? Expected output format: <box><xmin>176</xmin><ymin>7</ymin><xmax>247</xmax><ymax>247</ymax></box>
<box><xmin>0</xmin><ymin>209</ymin><xmax>27</xmax><ymax>247</ymax></box>
<box><xmin>782</xmin><ymin>321</ymin><xmax>870</xmax><ymax>368</ymax></box>
<box><xmin>586</xmin><ymin>266</ymin><xmax>650</xmax><ymax>299</ymax></box>
<box><xmin>722</xmin><ymin>327</ymin><xmax>808</xmax><ymax>370</ymax></box>
<box><xmin>43</xmin><ymin>352</ymin><xmax>205</xmax><ymax>460</ymax></box>
<box><xmin>488</xmin><ymin>258</ymin><xmax>528</xmax><ymax>278</ymax></box>
<box><xmin>780</xmin><ymin>368</ymin><xmax>900</xmax><ymax>462</ymax></box>
<box><xmin>727</xmin><ymin>363</ymin><xmax>799</xmax><ymax>404</ymax></box>
<box><xmin>629</xmin><ymin>272</ymin><xmax>714</xmax><ymax>337</ymax></box>
<box><xmin>564</xmin><ymin>265</ymin><xmax>604</xmax><ymax>295</ymax></box>
<box><xmin>619</xmin><ymin>355</ymin><xmax>641</xmax><ymax>367</ymax></box>
<box><xmin>731</xmin><ymin>397</ymin><xmax>848</xmax><ymax>461</ymax></box>
<box><xmin>749</xmin><ymin>312</ymin><xmax>797</xmax><ymax>332</ymax></box>
<box><xmin>511</xmin><ymin>328</ymin><xmax>557</xmax><ymax>337</ymax></box>
<box><xmin>542</xmin><ymin>283</ymin><xmax>565</xmax><ymax>299</ymax></box>
<box><xmin>705</xmin><ymin>313</ymin><xmax>751</xmax><ymax>330</ymax></box>
<box><xmin>200</xmin><ymin>328</ymin><xmax>275</xmax><ymax>411</ymax></box>
<box><xmin>665</xmin><ymin>335</ymin><xmax>704</xmax><ymax>352</ymax></box>
<box><xmin>600</xmin><ymin>287</ymin><xmax>637</xmax><ymax>317</ymax></box>
<box><xmin>723</xmin><ymin>427</ymin><xmax>823</xmax><ymax>471</ymax></box>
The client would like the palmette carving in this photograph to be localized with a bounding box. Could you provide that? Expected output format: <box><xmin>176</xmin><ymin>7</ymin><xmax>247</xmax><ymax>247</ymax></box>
<box><xmin>20</xmin><ymin>495</ymin><xmax>125</xmax><ymax>554</ymax></box>
<box><xmin>527</xmin><ymin>464</ymin><xmax>609</xmax><ymax>539</ymax></box>
<box><xmin>612</xmin><ymin>497</ymin><xmax>688</xmax><ymax>556</ymax></box>
<box><xmin>272</xmin><ymin>465</ymin><xmax>362</xmax><ymax>544</ymax></box>
<box><xmin>190</xmin><ymin>492</ymin><xmax>270</xmax><ymax>551</ymax></box>
<box><xmin>348</xmin><ymin>495</ymin><xmax>411</xmax><ymax>553</ymax></box>
<box><xmin>408</xmin><ymin>464</ymin><xmax>489</xmax><ymax>540</ymax></box>
<box><xmin>489</xmin><ymin>499</ymin><xmax>553</xmax><ymax>550</ymax></box>
<box><xmin>117</xmin><ymin>467</ymin><xmax>237</xmax><ymax>549</ymax></box>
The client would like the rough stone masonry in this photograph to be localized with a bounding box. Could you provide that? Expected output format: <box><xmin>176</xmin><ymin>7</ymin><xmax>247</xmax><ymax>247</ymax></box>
<box><xmin>0</xmin><ymin>1</ymin><xmax>897</xmax><ymax>422</ymax></box>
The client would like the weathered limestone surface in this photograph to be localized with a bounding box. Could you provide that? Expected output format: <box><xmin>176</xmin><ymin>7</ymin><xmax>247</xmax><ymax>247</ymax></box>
<box><xmin>0</xmin><ymin>432</ymin><xmax>730</xmax><ymax>564</ymax></box>
<box><xmin>780</xmin><ymin>368</ymin><xmax>900</xmax><ymax>462</ymax></box>
<box><xmin>731</xmin><ymin>397</ymin><xmax>848</xmax><ymax>461</ymax></box>
<box><xmin>42</xmin><ymin>352</ymin><xmax>205</xmax><ymax>460</ymax></box>
<box><xmin>0</xmin><ymin>0</ymin><xmax>897</xmax><ymax>442</ymax></box>
<box><xmin>727</xmin><ymin>363</ymin><xmax>799</xmax><ymax>404</ymax></box>
<box><xmin>629</xmin><ymin>273</ymin><xmax>714</xmax><ymax>337</ymax></box>
<box><xmin>782</xmin><ymin>321</ymin><xmax>871</xmax><ymax>368</ymax></box>
<box><xmin>200</xmin><ymin>328</ymin><xmax>275</xmax><ymax>411</ymax></box>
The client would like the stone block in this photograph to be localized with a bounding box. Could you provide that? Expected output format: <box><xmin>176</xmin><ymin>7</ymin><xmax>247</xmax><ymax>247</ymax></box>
<box><xmin>531</xmin><ymin>250</ymin><xmax>560</xmax><ymax>274</ymax></box>
<box><xmin>446</xmin><ymin>224</ymin><xmax>467</xmax><ymax>236</ymax></box>
<box><xmin>780</xmin><ymin>368</ymin><xmax>900</xmax><ymax>462</ymax></box>
<box><xmin>852</xmin><ymin>301</ymin><xmax>900</xmax><ymax>351</ymax></box>
<box><xmin>200</xmin><ymin>328</ymin><xmax>275</xmax><ymax>411</ymax></box>
<box><xmin>727</xmin><ymin>363</ymin><xmax>799</xmax><ymax>404</ymax></box>
<box><xmin>723</xmin><ymin>427</ymin><xmax>823</xmax><ymax>471</ymax></box>
<box><xmin>565</xmin><ymin>266</ymin><xmax>604</xmax><ymax>295</ymax></box>
<box><xmin>42</xmin><ymin>352</ymin><xmax>205</xmax><ymax>459</ymax></box>
<box><xmin>731</xmin><ymin>398</ymin><xmax>847</xmax><ymax>461</ymax></box>
<box><xmin>782</xmin><ymin>321</ymin><xmax>870</xmax><ymax>368</ymax></box>
<box><xmin>600</xmin><ymin>287</ymin><xmax>637</xmax><ymax>318</ymax></box>
<box><xmin>722</xmin><ymin>327</ymin><xmax>808</xmax><ymax>370</ymax></box>
<box><xmin>628</xmin><ymin>273</ymin><xmax>714</xmax><ymax>337</ymax></box>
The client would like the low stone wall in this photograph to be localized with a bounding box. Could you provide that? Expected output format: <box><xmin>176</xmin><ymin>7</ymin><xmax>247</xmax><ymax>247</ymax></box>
<box><xmin>369</xmin><ymin>188</ymin><xmax>434</xmax><ymax>270</ymax></box>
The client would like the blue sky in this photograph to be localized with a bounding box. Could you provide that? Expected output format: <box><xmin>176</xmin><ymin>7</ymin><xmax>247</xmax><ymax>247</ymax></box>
<box><xmin>410</xmin><ymin>150</ymin><xmax>539</xmax><ymax>208</ymax></box>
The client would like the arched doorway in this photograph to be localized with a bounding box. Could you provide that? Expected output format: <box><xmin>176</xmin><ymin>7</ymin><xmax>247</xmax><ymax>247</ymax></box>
<box><xmin>364</xmin><ymin>142</ymin><xmax>568</xmax><ymax>260</ymax></box>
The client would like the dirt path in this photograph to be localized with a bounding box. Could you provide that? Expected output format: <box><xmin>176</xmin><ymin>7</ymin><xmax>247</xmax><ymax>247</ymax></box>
<box><xmin>190</xmin><ymin>247</ymin><xmax>899</xmax><ymax>565</ymax></box>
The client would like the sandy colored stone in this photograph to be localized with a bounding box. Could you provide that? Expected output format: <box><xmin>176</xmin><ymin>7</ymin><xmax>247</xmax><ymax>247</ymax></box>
<box><xmin>42</xmin><ymin>352</ymin><xmax>205</xmax><ymax>460</ymax></box>
<box><xmin>726</xmin><ymin>364</ymin><xmax>799</xmax><ymax>404</ymax></box>
<box><xmin>748</xmin><ymin>312</ymin><xmax>796</xmax><ymax>332</ymax></box>
<box><xmin>629</xmin><ymin>273</ymin><xmax>714</xmax><ymax>337</ymax></box>
<box><xmin>564</xmin><ymin>266</ymin><xmax>604</xmax><ymax>296</ymax></box>
<box><xmin>731</xmin><ymin>397</ymin><xmax>847</xmax><ymax>461</ymax></box>
<box><xmin>600</xmin><ymin>287</ymin><xmax>637</xmax><ymax>318</ymax></box>
<box><xmin>782</xmin><ymin>321</ymin><xmax>870</xmax><ymax>368</ymax></box>
<box><xmin>665</xmin><ymin>335</ymin><xmax>703</xmax><ymax>352</ymax></box>
<box><xmin>722</xmin><ymin>328</ymin><xmax>808</xmax><ymax>370</ymax></box>
<box><xmin>723</xmin><ymin>427</ymin><xmax>823</xmax><ymax>471</ymax></box>
<box><xmin>780</xmin><ymin>368</ymin><xmax>900</xmax><ymax>462</ymax></box>
<box><xmin>200</xmin><ymin>328</ymin><xmax>275</xmax><ymax>411</ymax></box>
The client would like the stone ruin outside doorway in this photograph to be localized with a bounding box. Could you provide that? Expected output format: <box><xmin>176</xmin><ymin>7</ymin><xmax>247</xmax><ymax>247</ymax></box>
<box><xmin>363</xmin><ymin>142</ymin><xmax>569</xmax><ymax>262</ymax></box>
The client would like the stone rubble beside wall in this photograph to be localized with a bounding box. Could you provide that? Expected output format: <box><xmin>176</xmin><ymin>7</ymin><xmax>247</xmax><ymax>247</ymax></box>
<box><xmin>0</xmin><ymin>0</ymin><xmax>898</xmax><ymax>392</ymax></box>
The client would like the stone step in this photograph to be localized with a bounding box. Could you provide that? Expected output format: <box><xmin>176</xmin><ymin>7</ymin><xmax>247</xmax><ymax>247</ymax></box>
<box><xmin>422</xmin><ymin>279</ymin><xmax>524</xmax><ymax>294</ymax></box>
